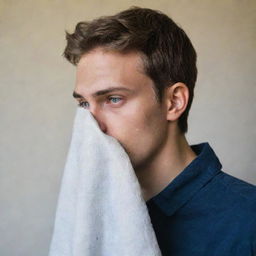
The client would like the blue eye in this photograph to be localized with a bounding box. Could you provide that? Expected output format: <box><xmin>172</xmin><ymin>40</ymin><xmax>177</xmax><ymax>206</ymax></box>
<box><xmin>77</xmin><ymin>96</ymin><xmax>122</xmax><ymax>109</ymax></box>
<box><xmin>108</xmin><ymin>97</ymin><xmax>122</xmax><ymax>103</ymax></box>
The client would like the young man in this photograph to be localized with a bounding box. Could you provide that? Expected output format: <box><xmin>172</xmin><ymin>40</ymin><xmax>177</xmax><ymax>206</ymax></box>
<box><xmin>64</xmin><ymin>7</ymin><xmax>256</xmax><ymax>256</ymax></box>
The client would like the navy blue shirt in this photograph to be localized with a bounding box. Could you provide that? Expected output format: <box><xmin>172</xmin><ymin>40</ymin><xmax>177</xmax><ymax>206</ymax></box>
<box><xmin>146</xmin><ymin>142</ymin><xmax>256</xmax><ymax>256</ymax></box>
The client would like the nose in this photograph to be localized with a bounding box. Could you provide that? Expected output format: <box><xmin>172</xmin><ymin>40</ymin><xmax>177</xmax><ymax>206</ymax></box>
<box><xmin>90</xmin><ymin>111</ymin><xmax>107</xmax><ymax>133</ymax></box>
<box><xmin>97</xmin><ymin>120</ymin><xmax>107</xmax><ymax>133</ymax></box>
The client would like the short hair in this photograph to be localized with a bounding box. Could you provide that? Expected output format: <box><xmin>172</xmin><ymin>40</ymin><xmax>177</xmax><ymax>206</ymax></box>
<box><xmin>64</xmin><ymin>6</ymin><xmax>197</xmax><ymax>134</ymax></box>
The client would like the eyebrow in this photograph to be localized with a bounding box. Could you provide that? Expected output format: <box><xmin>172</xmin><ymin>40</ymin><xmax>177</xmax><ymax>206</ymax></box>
<box><xmin>72</xmin><ymin>87</ymin><xmax>133</xmax><ymax>99</ymax></box>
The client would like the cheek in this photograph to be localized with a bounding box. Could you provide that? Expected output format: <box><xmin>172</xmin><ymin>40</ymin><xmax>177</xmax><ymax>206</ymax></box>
<box><xmin>122</xmin><ymin>110</ymin><xmax>152</xmax><ymax>136</ymax></box>
<box><xmin>103</xmin><ymin>98</ymin><xmax>166</xmax><ymax>153</ymax></box>
<box><xmin>103</xmin><ymin>102</ymin><xmax>145</xmax><ymax>136</ymax></box>
<box><xmin>115</xmin><ymin>110</ymin><xmax>166</xmax><ymax>154</ymax></box>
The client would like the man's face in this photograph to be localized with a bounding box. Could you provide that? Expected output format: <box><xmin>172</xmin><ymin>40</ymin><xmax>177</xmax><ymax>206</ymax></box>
<box><xmin>74</xmin><ymin>47</ymin><xmax>169</xmax><ymax>170</ymax></box>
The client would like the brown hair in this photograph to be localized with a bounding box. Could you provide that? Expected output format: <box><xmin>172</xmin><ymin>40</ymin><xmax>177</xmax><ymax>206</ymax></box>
<box><xmin>63</xmin><ymin>6</ymin><xmax>197</xmax><ymax>134</ymax></box>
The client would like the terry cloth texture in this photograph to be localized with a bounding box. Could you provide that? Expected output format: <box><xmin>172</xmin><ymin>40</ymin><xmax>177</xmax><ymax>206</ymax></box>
<box><xmin>48</xmin><ymin>107</ymin><xmax>162</xmax><ymax>256</ymax></box>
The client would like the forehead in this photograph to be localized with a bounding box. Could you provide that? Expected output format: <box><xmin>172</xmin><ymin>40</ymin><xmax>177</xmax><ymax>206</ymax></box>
<box><xmin>77</xmin><ymin>48</ymin><xmax>144</xmax><ymax>74</ymax></box>
<box><xmin>75</xmin><ymin>47</ymin><xmax>154</xmax><ymax>93</ymax></box>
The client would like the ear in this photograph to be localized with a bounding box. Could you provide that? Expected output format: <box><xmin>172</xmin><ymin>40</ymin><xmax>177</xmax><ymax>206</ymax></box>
<box><xmin>165</xmin><ymin>82</ymin><xmax>189</xmax><ymax>121</ymax></box>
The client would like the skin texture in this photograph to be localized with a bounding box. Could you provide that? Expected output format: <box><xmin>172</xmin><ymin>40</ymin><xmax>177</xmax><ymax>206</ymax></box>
<box><xmin>74</xmin><ymin>47</ymin><xmax>197</xmax><ymax>201</ymax></box>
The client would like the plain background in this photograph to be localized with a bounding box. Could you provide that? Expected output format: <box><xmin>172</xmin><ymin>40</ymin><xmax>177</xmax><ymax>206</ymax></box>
<box><xmin>0</xmin><ymin>0</ymin><xmax>255</xmax><ymax>255</ymax></box>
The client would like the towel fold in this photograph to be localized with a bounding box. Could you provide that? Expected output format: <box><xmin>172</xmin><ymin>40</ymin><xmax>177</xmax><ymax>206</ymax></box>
<box><xmin>48</xmin><ymin>107</ymin><xmax>162</xmax><ymax>256</ymax></box>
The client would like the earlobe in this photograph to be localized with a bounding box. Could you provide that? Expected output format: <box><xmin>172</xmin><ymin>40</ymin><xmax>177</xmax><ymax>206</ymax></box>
<box><xmin>166</xmin><ymin>82</ymin><xmax>189</xmax><ymax>121</ymax></box>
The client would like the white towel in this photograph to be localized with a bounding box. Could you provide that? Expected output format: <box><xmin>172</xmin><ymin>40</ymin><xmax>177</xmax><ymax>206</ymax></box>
<box><xmin>48</xmin><ymin>107</ymin><xmax>162</xmax><ymax>256</ymax></box>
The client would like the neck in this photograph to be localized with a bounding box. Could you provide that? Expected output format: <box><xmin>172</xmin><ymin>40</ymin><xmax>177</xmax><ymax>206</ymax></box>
<box><xmin>134</xmin><ymin>125</ymin><xmax>197</xmax><ymax>202</ymax></box>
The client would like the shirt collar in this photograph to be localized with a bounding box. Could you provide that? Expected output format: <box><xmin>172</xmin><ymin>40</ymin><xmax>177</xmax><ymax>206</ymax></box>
<box><xmin>146</xmin><ymin>142</ymin><xmax>222</xmax><ymax>216</ymax></box>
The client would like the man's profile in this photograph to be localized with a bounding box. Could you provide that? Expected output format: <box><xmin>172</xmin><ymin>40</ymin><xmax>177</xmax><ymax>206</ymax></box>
<box><xmin>63</xmin><ymin>6</ymin><xmax>256</xmax><ymax>255</ymax></box>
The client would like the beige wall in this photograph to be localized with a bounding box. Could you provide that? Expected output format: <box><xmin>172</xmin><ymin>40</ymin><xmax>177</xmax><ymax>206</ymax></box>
<box><xmin>1</xmin><ymin>0</ymin><xmax>255</xmax><ymax>255</ymax></box>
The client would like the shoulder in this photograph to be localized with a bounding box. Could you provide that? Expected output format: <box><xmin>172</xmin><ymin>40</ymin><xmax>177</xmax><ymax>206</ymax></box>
<box><xmin>211</xmin><ymin>171</ymin><xmax>256</xmax><ymax>224</ymax></box>
<box><xmin>217</xmin><ymin>171</ymin><xmax>256</xmax><ymax>249</ymax></box>
<box><xmin>217</xmin><ymin>171</ymin><xmax>256</xmax><ymax>203</ymax></box>
<box><xmin>197</xmin><ymin>170</ymin><xmax>256</xmax><ymax>220</ymax></box>
<box><xmin>186</xmin><ymin>170</ymin><xmax>256</xmax><ymax>251</ymax></box>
